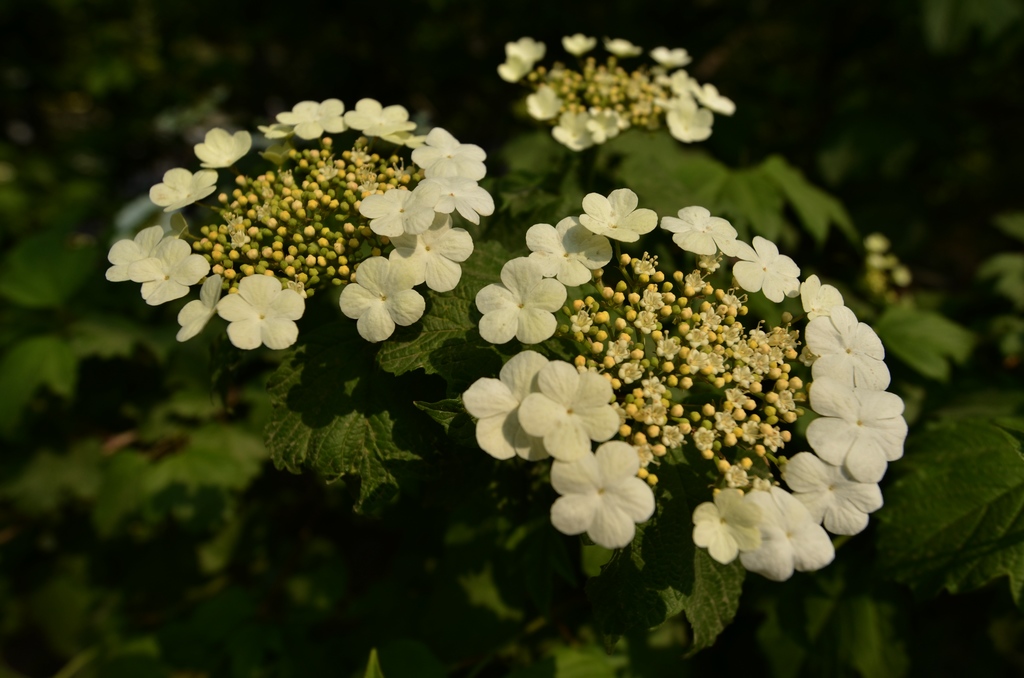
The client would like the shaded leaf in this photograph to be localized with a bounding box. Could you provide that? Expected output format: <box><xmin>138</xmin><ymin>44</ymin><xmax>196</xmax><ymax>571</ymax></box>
<box><xmin>874</xmin><ymin>307</ymin><xmax>975</xmax><ymax>381</ymax></box>
<box><xmin>0</xmin><ymin>334</ymin><xmax>78</xmax><ymax>435</ymax></box>
<box><xmin>0</xmin><ymin>231</ymin><xmax>96</xmax><ymax>308</ymax></box>
<box><xmin>760</xmin><ymin>155</ymin><xmax>857</xmax><ymax>244</ymax></box>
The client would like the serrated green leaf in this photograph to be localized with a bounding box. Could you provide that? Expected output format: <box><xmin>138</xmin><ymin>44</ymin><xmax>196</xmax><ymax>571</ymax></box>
<box><xmin>874</xmin><ymin>307</ymin><xmax>975</xmax><ymax>381</ymax></box>
<box><xmin>760</xmin><ymin>155</ymin><xmax>857</xmax><ymax>244</ymax></box>
<box><xmin>0</xmin><ymin>334</ymin><xmax>78</xmax><ymax>435</ymax></box>
<box><xmin>0</xmin><ymin>231</ymin><xmax>96</xmax><ymax>308</ymax></box>
<box><xmin>585</xmin><ymin>454</ymin><xmax>745</xmax><ymax>654</ymax></box>
<box><xmin>376</xmin><ymin>241</ymin><xmax>505</xmax><ymax>390</ymax></box>
<box><xmin>978</xmin><ymin>253</ymin><xmax>1024</xmax><ymax>310</ymax></box>
<box><xmin>265</xmin><ymin>322</ymin><xmax>425</xmax><ymax>513</ymax></box>
<box><xmin>414</xmin><ymin>399</ymin><xmax>477</xmax><ymax>447</ymax></box>
<box><xmin>877</xmin><ymin>420</ymin><xmax>1024</xmax><ymax>607</ymax></box>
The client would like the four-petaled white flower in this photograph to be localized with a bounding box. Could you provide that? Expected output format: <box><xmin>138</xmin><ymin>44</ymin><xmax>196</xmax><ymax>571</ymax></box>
<box><xmin>525</xmin><ymin>216</ymin><xmax>612</xmax><ymax>286</ymax></box>
<box><xmin>692</xmin><ymin>488</ymin><xmax>763</xmax><ymax>564</ymax></box>
<box><xmin>389</xmin><ymin>213</ymin><xmax>474</xmax><ymax>292</ymax></box>
<box><xmin>562</xmin><ymin>33</ymin><xmax>597</xmax><ymax>56</ymax></box>
<box><xmin>662</xmin><ymin>96</ymin><xmax>714</xmax><ymax>143</ymax></box>
<box><xmin>805</xmin><ymin>306</ymin><xmax>890</xmax><ymax>390</ymax></box>
<box><xmin>475</xmin><ymin>257</ymin><xmax>566</xmax><ymax>344</ymax></box>
<box><xmin>343</xmin><ymin>98</ymin><xmax>416</xmax><ymax>141</ymax></box>
<box><xmin>800</xmin><ymin>274</ymin><xmax>844</xmax><ymax>320</ymax></box>
<box><xmin>518</xmin><ymin>360</ymin><xmax>619</xmax><ymax>462</ymax></box>
<box><xmin>661</xmin><ymin>206</ymin><xmax>739</xmax><ymax>255</ymax></box>
<box><xmin>806</xmin><ymin>376</ymin><xmax>907</xmax><ymax>483</ymax></box>
<box><xmin>526</xmin><ymin>85</ymin><xmax>563</xmax><ymax>121</ymax></box>
<box><xmin>549</xmin><ymin>441</ymin><xmax>656</xmax><ymax>549</ymax></box>
<box><xmin>739</xmin><ymin>486</ymin><xmax>835</xmax><ymax>581</ymax></box>
<box><xmin>731</xmin><ymin>236</ymin><xmax>801</xmax><ymax>303</ymax></box>
<box><xmin>552</xmin><ymin>111</ymin><xmax>595</xmax><ymax>151</ymax></box>
<box><xmin>128</xmin><ymin>237</ymin><xmax>210</xmax><ymax>306</ymax></box>
<box><xmin>358</xmin><ymin>183</ymin><xmax>441</xmax><ymax>237</ymax></box>
<box><xmin>411</xmin><ymin>128</ymin><xmax>487</xmax><ymax>181</ymax></box>
<box><xmin>216</xmin><ymin>274</ymin><xmax>305</xmax><ymax>350</ymax></box>
<box><xmin>690</xmin><ymin>83</ymin><xmax>736</xmax><ymax>116</ymax></box>
<box><xmin>176</xmin><ymin>274</ymin><xmax>223</xmax><ymax>342</ymax></box>
<box><xmin>149</xmin><ymin>168</ymin><xmax>218</xmax><ymax>212</ymax></box>
<box><xmin>585</xmin><ymin>109</ymin><xmax>626</xmax><ymax>144</ymax></box>
<box><xmin>604</xmin><ymin>37</ymin><xmax>643</xmax><ymax>57</ymax></box>
<box><xmin>462</xmin><ymin>351</ymin><xmax>549</xmax><ymax>461</ymax></box>
<box><xmin>275</xmin><ymin>99</ymin><xmax>347</xmax><ymax>140</ymax></box>
<box><xmin>650</xmin><ymin>46</ymin><xmax>692</xmax><ymax>68</ymax></box>
<box><xmin>579</xmin><ymin>188</ymin><xmax>657</xmax><ymax>243</ymax></box>
<box><xmin>106</xmin><ymin>225</ymin><xmax>165</xmax><ymax>282</ymax></box>
<box><xmin>194</xmin><ymin>128</ymin><xmax>252</xmax><ymax>168</ymax></box>
<box><xmin>339</xmin><ymin>256</ymin><xmax>425</xmax><ymax>343</ymax></box>
<box><xmin>421</xmin><ymin>176</ymin><xmax>494</xmax><ymax>224</ymax></box>
<box><xmin>784</xmin><ymin>452</ymin><xmax>883</xmax><ymax>535</ymax></box>
<box><xmin>498</xmin><ymin>37</ymin><xmax>546</xmax><ymax>83</ymax></box>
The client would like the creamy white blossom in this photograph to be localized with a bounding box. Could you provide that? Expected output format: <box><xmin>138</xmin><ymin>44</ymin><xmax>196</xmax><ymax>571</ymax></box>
<box><xmin>603</xmin><ymin>37</ymin><xmax>643</xmax><ymax>57</ymax></box>
<box><xmin>663</xmin><ymin>96</ymin><xmax>713</xmax><ymax>143</ymax></box>
<box><xmin>358</xmin><ymin>183</ymin><xmax>441</xmax><ymax>237</ymax></box>
<box><xmin>549</xmin><ymin>441</ymin><xmax>655</xmax><ymax>549</ymax></box>
<box><xmin>411</xmin><ymin>128</ymin><xmax>487</xmax><ymax>181</ymax></box>
<box><xmin>784</xmin><ymin>452</ymin><xmax>883</xmax><ymax>535</ymax></box>
<box><xmin>343</xmin><ymin>98</ymin><xmax>416</xmax><ymax>141</ymax></box>
<box><xmin>692</xmin><ymin>489</ymin><xmax>762</xmax><ymax>564</ymax></box>
<box><xmin>562</xmin><ymin>33</ymin><xmax>597</xmax><ymax>56</ymax></box>
<box><xmin>691</xmin><ymin>83</ymin><xmax>736</xmax><ymax>116</ymax></box>
<box><xmin>389</xmin><ymin>213</ymin><xmax>473</xmax><ymax>292</ymax></box>
<box><xmin>739</xmin><ymin>487</ymin><xmax>835</xmax><ymax>581</ymax></box>
<box><xmin>421</xmin><ymin>176</ymin><xmax>494</xmax><ymax>224</ymax></box>
<box><xmin>586</xmin><ymin>109</ymin><xmax>626</xmax><ymax>143</ymax></box>
<box><xmin>127</xmin><ymin>237</ymin><xmax>210</xmax><ymax>306</ymax></box>
<box><xmin>462</xmin><ymin>351</ymin><xmax>549</xmax><ymax>461</ymax></box>
<box><xmin>661</xmin><ymin>206</ymin><xmax>739</xmax><ymax>255</ymax></box>
<box><xmin>800</xmin><ymin>274</ymin><xmax>845</xmax><ymax>320</ymax></box>
<box><xmin>498</xmin><ymin>37</ymin><xmax>546</xmax><ymax>82</ymax></box>
<box><xmin>275</xmin><ymin>99</ymin><xmax>347</xmax><ymax>140</ymax></box>
<box><xmin>650</xmin><ymin>46</ymin><xmax>692</xmax><ymax>68</ymax></box>
<box><xmin>525</xmin><ymin>216</ymin><xmax>612</xmax><ymax>286</ymax></box>
<box><xmin>731</xmin><ymin>236</ymin><xmax>801</xmax><ymax>303</ymax></box>
<box><xmin>579</xmin><ymin>188</ymin><xmax>657</xmax><ymax>243</ymax></box>
<box><xmin>216</xmin><ymin>274</ymin><xmax>304</xmax><ymax>350</ymax></box>
<box><xmin>526</xmin><ymin>85</ymin><xmax>563</xmax><ymax>121</ymax></box>
<box><xmin>518</xmin><ymin>360</ymin><xmax>619</xmax><ymax>462</ymax></box>
<box><xmin>176</xmin><ymin>274</ymin><xmax>223</xmax><ymax>342</ymax></box>
<box><xmin>552</xmin><ymin>111</ymin><xmax>595</xmax><ymax>151</ymax></box>
<box><xmin>194</xmin><ymin>129</ymin><xmax>252</xmax><ymax>168</ymax></box>
<box><xmin>805</xmin><ymin>306</ymin><xmax>890</xmax><ymax>390</ymax></box>
<box><xmin>475</xmin><ymin>257</ymin><xmax>566</xmax><ymax>344</ymax></box>
<box><xmin>105</xmin><ymin>225</ymin><xmax>165</xmax><ymax>282</ymax></box>
<box><xmin>149</xmin><ymin>168</ymin><xmax>218</xmax><ymax>212</ymax></box>
<box><xmin>339</xmin><ymin>256</ymin><xmax>425</xmax><ymax>342</ymax></box>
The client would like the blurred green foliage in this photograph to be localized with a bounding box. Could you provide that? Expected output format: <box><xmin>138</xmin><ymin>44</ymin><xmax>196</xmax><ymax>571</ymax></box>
<box><xmin>2</xmin><ymin>0</ymin><xmax>1024</xmax><ymax>676</ymax></box>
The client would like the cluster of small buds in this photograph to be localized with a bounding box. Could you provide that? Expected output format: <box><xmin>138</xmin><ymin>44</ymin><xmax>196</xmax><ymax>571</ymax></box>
<box><xmin>105</xmin><ymin>97</ymin><xmax>493</xmax><ymax>350</ymax></box>
<box><xmin>497</xmin><ymin>35</ymin><xmax>735</xmax><ymax>150</ymax></box>
<box><xmin>462</xmin><ymin>188</ymin><xmax>906</xmax><ymax>583</ymax></box>
<box><xmin>863</xmin><ymin>232</ymin><xmax>912</xmax><ymax>302</ymax></box>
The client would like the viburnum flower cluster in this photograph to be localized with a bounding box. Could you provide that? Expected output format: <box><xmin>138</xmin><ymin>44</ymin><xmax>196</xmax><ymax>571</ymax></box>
<box><xmin>461</xmin><ymin>188</ymin><xmax>905</xmax><ymax>580</ymax></box>
<box><xmin>497</xmin><ymin>35</ymin><xmax>735</xmax><ymax>150</ymax></box>
<box><xmin>105</xmin><ymin>98</ymin><xmax>493</xmax><ymax>350</ymax></box>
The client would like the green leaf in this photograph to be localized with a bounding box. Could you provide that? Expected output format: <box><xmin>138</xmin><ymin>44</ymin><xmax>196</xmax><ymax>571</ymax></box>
<box><xmin>265</xmin><ymin>322</ymin><xmax>425</xmax><ymax>513</ymax></box>
<box><xmin>717</xmin><ymin>167</ymin><xmax>785</xmax><ymax>241</ymax></box>
<box><xmin>363</xmin><ymin>649</ymin><xmax>385</xmax><ymax>678</ymax></box>
<box><xmin>874</xmin><ymin>307</ymin><xmax>975</xmax><ymax>381</ymax></box>
<box><xmin>0</xmin><ymin>231</ymin><xmax>96</xmax><ymax>308</ymax></box>
<box><xmin>877</xmin><ymin>420</ymin><xmax>1024</xmax><ymax>607</ymax></box>
<box><xmin>585</xmin><ymin>452</ymin><xmax>745</xmax><ymax>654</ymax></box>
<box><xmin>145</xmin><ymin>425</ymin><xmax>266</xmax><ymax>494</ymax></box>
<box><xmin>994</xmin><ymin>212</ymin><xmax>1024</xmax><ymax>243</ymax></box>
<box><xmin>414</xmin><ymin>399</ymin><xmax>477</xmax><ymax>447</ymax></box>
<box><xmin>376</xmin><ymin>240</ymin><xmax>506</xmax><ymax>390</ymax></box>
<box><xmin>760</xmin><ymin>155</ymin><xmax>857</xmax><ymax>244</ymax></box>
<box><xmin>978</xmin><ymin>253</ymin><xmax>1024</xmax><ymax>310</ymax></box>
<box><xmin>0</xmin><ymin>334</ymin><xmax>78</xmax><ymax>435</ymax></box>
<box><xmin>1</xmin><ymin>441</ymin><xmax>102</xmax><ymax>516</ymax></box>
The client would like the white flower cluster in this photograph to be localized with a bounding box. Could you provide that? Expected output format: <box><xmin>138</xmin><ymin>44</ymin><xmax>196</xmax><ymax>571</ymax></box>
<box><xmin>462</xmin><ymin>187</ymin><xmax>906</xmax><ymax>581</ymax></box>
<box><xmin>498</xmin><ymin>35</ymin><xmax>735</xmax><ymax>151</ymax></box>
<box><xmin>106</xmin><ymin>98</ymin><xmax>494</xmax><ymax>350</ymax></box>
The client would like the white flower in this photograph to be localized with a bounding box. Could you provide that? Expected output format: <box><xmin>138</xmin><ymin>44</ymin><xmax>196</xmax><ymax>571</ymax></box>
<box><xmin>806</xmin><ymin>376</ymin><xmax>907</xmax><ymax>483</ymax></box>
<box><xmin>585</xmin><ymin>109</ymin><xmax>626</xmax><ymax>144</ymax></box>
<box><xmin>662</xmin><ymin>97</ymin><xmax>713</xmax><ymax>143</ymax></box>
<box><xmin>358</xmin><ymin>183</ymin><xmax>441</xmax><ymax>237</ymax></box>
<box><xmin>690</xmin><ymin>83</ymin><xmax>735</xmax><ymax>116</ymax></box>
<box><xmin>215</xmin><ymin>275</ymin><xmax>304</xmax><ymax>350</ymax></box>
<box><xmin>692</xmin><ymin>489</ymin><xmax>762</xmax><ymax>564</ymax></box>
<box><xmin>258</xmin><ymin>123</ymin><xmax>293</xmax><ymax>139</ymax></box>
<box><xmin>731</xmin><ymin>236</ymin><xmax>801</xmax><ymax>302</ymax></box>
<box><xmin>739</xmin><ymin>486</ymin><xmax>835</xmax><ymax>581</ymax></box>
<box><xmin>475</xmin><ymin>257</ymin><xmax>566</xmax><ymax>344</ymax></box>
<box><xmin>176</xmin><ymin>274</ymin><xmax>223</xmax><ymax>342</ymax></box>
<box><xmin>525</xmin><ymin>216</ymin><xmax>612</xmax><ymax>286</ymax></box>
<box><xmin>650</xmin><ymin>46</ymin><xmax>692</xmax><ymax>68</ymax></box>
<box><xmin>411</xmin><ymin>128</ymin><xmax>487</xmax><ymax>181</ymax></box>
<box><xmin>805</xmin><ymin>306</ymin><xmax>890</xmax><ymax>390</ymax></box>
<box><xmin>660</xmin><ymin>206</ymin><xmax>739</xmax><ymax>256</ymax></box>
<box><xmin>526</xmin><ymin>85</ymin><xmax>563</xmax><ymax>121</ymax></box>
<box><xmin>338</xmin><ymin>256</ymin><xmax>425</xmax><ymax>343</ymax></box>
<box><xmin>552</xmin><ymin>111</ymin><xmax>595</xmax><ymax>151</ymax></box>
<box><xmin>498</xmin><ymin>37</ymin><xmax>546</xmax><ymax>82</ymax></box>
<box><xmin>579</xmin><ymin>188</ymin><xmax>657</xmax><ymax>243</ymax></box>
<box><xmin>518</xmin><ymin>360</ymin><xmax>619</xmax><ymax>462</ymax></box>
<box><xmin>669</xmin><ymin>70</ymin><xmax>699</xmax><ymax>97</ymax></box>
<box><xmin>549</xmin><ymin>441</ymin><xmax>655</xmax><ymax>549</ymax></box>
<box><xmin>105</xmin><ymin>225</ymin><xmax>165</xmax><ymax>282</ymax></box>
<box><xmin>275</xmin><ymin>99</ymin><xmax>347</xmax><ymax>140</ymax></box>
<box><xmin>784</xmin><ymin>452</ymin><xmax>883</xmax><ymax>535</ymax></box>
<box><xmin>389</xmin><ymin>213</ymin><xmax>474</xmax><ymax>292</ymax></box>
<box><xmin>618</xmin><ymin>362</ymin><xmax>643</xmax><ymax>384</ymax></box>
<box><xmin>462</xmin><ymin>351</ymin><xmax>549</xmax><ymax>461</ymax></box>
<box><xmin>149</xmin><ymin>168</ymin><xmax>218</xmax><ymax>212</ymax></box>
<box><xmin>194</xmin><ymin>128</ymin><xmax>252</xmax><ymax>168</ymax></box>
<box><xmin>127</xmin><ymin>237</ymin><xmax>211</xmax><ymax>306</ymax></box>
<box><xmin>800</xmin><ymin>274</ymin><xmax>844</xmax><ymax>320</ymax></box>
<box><xmin>343</xmin><ymin>98</ymin><xmax>416</xmax><ymax>140</ymax></box>
<box><xmin>562</xmin><ymin>33</ymin><xmax>597</xmax><ymax>56</ymax></box>
<box><xmin>603</xmin><ymin>37</ymin><xmax>643</xmax><ymax>57</ymax></box>
<box><xmin>421</xmin><ymin>176</ymin><xmax>494</xmax><ymax>225</ymax></box>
